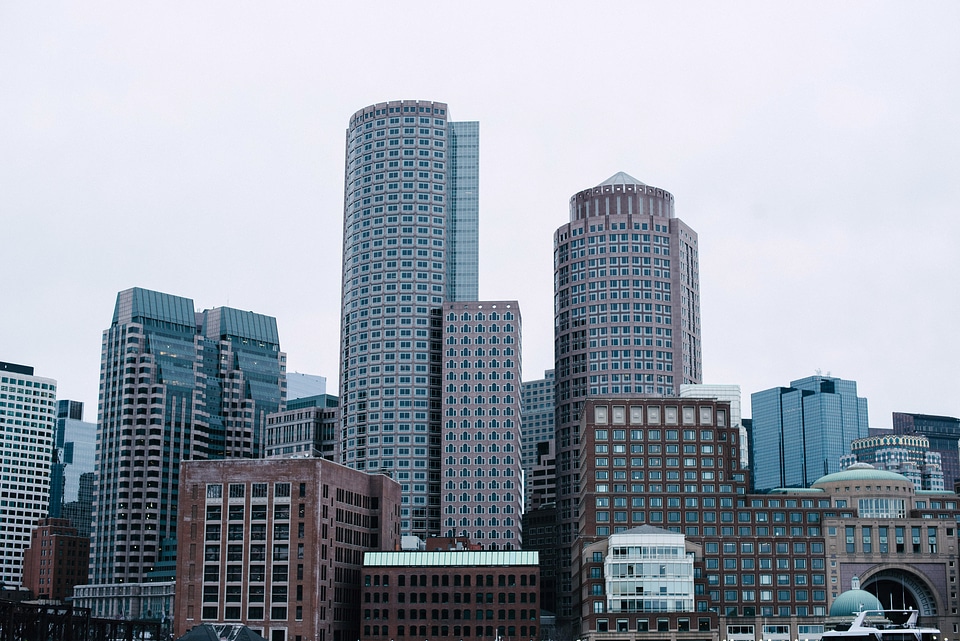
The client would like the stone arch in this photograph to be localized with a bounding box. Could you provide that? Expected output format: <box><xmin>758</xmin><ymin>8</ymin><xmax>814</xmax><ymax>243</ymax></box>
<box><xmin>861</xmin><ymin>566</ymin><xmax>940</xmax><ymax>616</ymax></box>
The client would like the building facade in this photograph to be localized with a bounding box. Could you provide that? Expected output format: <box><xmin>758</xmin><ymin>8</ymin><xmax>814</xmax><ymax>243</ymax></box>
<box><xmin>78</xmin><ymin>288</ymin><xmax>286</xmax><ymax>612</ymax></box>
<box><xmin>570</xmin><ymin>398</ymin><xmax>960</xmax><ymax>641</ymax></box>
<box><xmin>892</xmin><ymin>412</ymin><xmax>960</xmax><ymax>490</ymax></box>
<box><xmin>49</xmin><ymin>399</ymin><xmax>96</xmax><ymax>531</ymax></box>
<box><xmin>265</xmin><ymin>394</ymin><xmax>339</xmax><ymax>461</ymax></box>
<box><xmin>0</xmin><ymin>361</ymin><xmax>56</xmax><ymax>588</ymax></box>
<box><xmin>521</xmin><ymin>369</ymin><xmax>555</xmax><ymax>509</ymax></box>
<box><xmin>359</xmin><ymin>550</ymin><xmax>539</xmax><ymax>641</ymax></box>
<box><xmin>174</xmin><ymin>457</ymin><xmax>401</xmax><ymax>641</ymax></box>
<box><xmin>21</xmin><ymin>517</ymin><xmax>90</xmax><ymax>601</ymax></box>
<box><xmin>576</xmin><ymin>526</ymin><xmax>703</xmax><ymax>641</ymax></box>
<box><xmin>553</xmin><ymin>173</ymin><xmax>702</xmax><ymax>617</ymax></box>
<box><xmin>440</xmin><ymin>301</ymin><xmax>523</xmax><ymax>547</ymax></box>
<box><xmin>527</xmin><ymin>439</ymin><xmax>557</xmax><ymax>511</ymax></box>
<box><xmin>750</xmin><ymin>375</ymin><xmax>869</xmax><ymax>492</ymax></box>
<box><xmin>679</xmin><ymin>384</ymin><xmax>746</xmax><ymax>467</ymax></box>
<box><xmin>338</xmin><ymin>99</ymin><xmax>480</xmax><ymax>539</ymax></box>
<box><xmin>841</xmin><ymin>433</ymin><xmax>944</xmax><ymax>491</ymax></box>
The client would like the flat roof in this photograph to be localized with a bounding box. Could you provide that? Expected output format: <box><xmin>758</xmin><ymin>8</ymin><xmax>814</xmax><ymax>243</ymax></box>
<box><xmin>364</xmin><ymin>551</ymin><xmax>539</xmax><ymax>567</ymax></box>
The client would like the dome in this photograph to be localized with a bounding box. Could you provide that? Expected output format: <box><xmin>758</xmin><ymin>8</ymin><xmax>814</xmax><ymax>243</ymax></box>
<box><xmin>812</xmin><ymin>462</ymin><xmax>911</xmax><ymax>487</ymax></box>
<box><xmin>830</xmin><ymin>589</ymin><xmax>883</xmax><ymax>617</ymax></box>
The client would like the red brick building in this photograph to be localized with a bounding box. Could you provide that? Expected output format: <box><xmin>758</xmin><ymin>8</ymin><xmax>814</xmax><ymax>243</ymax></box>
<box><xmin>174</xmin><ymin>457</ymin><xmax>401</xmax><ymax>641</ymax></box>
<box><xmin>360</xmin><ymin>550</ymin><xmax>540</xmax><ymax>641</ymax></box>
<box><xmin>21</xmin><ymin>518</ymin><xmax>90</xmax><ymax>601</ymax></box>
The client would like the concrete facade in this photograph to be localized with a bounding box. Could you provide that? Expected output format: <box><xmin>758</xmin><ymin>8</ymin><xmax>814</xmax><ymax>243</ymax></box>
<box><xmin>441</xmin><ymin>301</ymin><xmax>523</xmax><ymax>547</ymax></box>
<box><xmin>0</xmin><ymin>361</ymin><xmax>56</xmax><ymax>588</ymax></box>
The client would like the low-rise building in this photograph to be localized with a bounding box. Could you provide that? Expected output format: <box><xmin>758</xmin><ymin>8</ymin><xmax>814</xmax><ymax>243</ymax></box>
<box><xmin>21</xmin><ymin>518</ymin><xmax>89</xmax><ymax>601</ymax></box>
<box><xmin>360</xmin><ymin>550</ymin><xmax>540</xmax><ymax>641</ymax></box>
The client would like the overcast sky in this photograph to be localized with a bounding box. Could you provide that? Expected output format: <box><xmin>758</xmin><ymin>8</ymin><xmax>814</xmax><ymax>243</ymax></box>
<box><xmin>2</xmin><ymin>2</ymin><xmax>958</xmax><ymax>427</ymax></box>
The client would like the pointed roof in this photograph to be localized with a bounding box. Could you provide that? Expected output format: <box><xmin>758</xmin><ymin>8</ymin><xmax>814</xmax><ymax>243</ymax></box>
<box><xmin>600</xmin><ymin>171</ymin><xmax>646</xmax><ymax>187</ymax></box>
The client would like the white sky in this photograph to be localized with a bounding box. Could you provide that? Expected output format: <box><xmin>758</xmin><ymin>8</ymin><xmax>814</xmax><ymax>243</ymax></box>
<box><xmin>2</xmin><ymin>2</ymin><xmax>958</xmax><ymax>427</ymax></box>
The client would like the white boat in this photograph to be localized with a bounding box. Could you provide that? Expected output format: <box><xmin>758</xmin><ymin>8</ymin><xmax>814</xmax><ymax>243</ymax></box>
<box><xmin>821</xmin><ymin>609</ymin><xmax>939</xmax><ymax>641</ymax></box>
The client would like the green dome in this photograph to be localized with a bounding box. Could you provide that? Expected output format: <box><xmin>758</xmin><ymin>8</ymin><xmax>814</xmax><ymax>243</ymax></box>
<box><xmin>830</xmin><ymin>589</ymin><xmax>882</xmax><ymax>617</ymax></box>
<box><xmin>813</xmin><ymin>462</ymin><xmax>910</xmax><ymax>487</ymax></box>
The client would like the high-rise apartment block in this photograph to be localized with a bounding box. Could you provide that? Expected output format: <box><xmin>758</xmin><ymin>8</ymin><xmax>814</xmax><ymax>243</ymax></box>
<box><xmin>892</xmin><ymin>412</ymin><xmax>960</xmax><ymax>489</ymax></box>
<box><xmin>174</xmin><ymin>457</ymin><xmax>400</xmax><ymax>641</ymax></box>
<box><xmin>0</xmin><ymin>361</ymin><xmax>56</xmax><ymax>588</ymax></box>
<box><xmin>552</xmin><ymin>173</ymin><xmax>702</xmax><ymax>616</ymax></box>
<box><xmin>76</xmin><ymin>288</ymin><xmax>285</xmax><ymax>617</ymax></box>
<box><xmin>440</xmin><ymin>301</ymin><xmax>523</xmax><ymax>547</ymax></box>
<box><xmin>338</xmin><ymin>100</ymin><xmax>479</xmax><ymax>539</ymax></box>
<box><xmin>750</xmin><ymin>375</ymin><xmax>868</xmax><ymax>492</ymax></box>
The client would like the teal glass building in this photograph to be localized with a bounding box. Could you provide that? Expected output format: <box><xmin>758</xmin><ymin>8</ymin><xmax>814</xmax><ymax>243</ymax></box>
<box><xmin>87</xmin><ymin>287</ymin><xmax>285</xmax><ymax>589</ymax></box>
<box><xmin>338</xmin><ymin>100</ymin><xmax>480</xmax><ymax>538</ymax></box>
<box><xmin>749</xmin><ymin>375</ymin><xmax>869</xmax><ymax>492</ymax></box>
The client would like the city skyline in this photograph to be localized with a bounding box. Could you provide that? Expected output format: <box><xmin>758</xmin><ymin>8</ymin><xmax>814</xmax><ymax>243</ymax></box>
<box><xmin>2</xmin><ymin>3</ymin><xmax>958</xmax><ymax>427</ymax></box>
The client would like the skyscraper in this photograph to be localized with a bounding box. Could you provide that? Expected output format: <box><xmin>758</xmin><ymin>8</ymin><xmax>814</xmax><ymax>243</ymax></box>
<box><xmin>76</xmin><ymin>288</ymin><xmax>285</xmax><ymax>617</ymax></box>
<box><xmin>749</xmin><ymin>375</ymin><xmax>869</xmax><ymax>492</ymax></box>
<box><xmin>440</xmin><ymin>301</ymin><xmax>523</xmax><ymax>547</ymax></box>
<box><xmin>551</xmin><ymin>173</ymin><xmax>702</xmax><ymax>617</ymax></box>
<box><xmin>0</xmin><ymin>361</ymin><xmax>56</xmax><ymax>588</ymax></box>
<box><xmin>338</xmin><ymin>100</ymin><xmax>479</xmax><ymax>539</ymax></box>
<box><xmin>49</xmin><ymin>399</ymin><xmax>96</xmax><ymax>529</ymax></box>
<box><xmin>891</xmin><ymin>412</ymin><xmax>960</xmax><ymax>489</ymax></box>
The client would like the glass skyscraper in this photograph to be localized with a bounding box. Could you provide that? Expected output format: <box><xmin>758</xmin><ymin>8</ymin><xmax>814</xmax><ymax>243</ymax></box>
<box><xmin>338</xmin><ymin>100</ymin><xmax>480</xmax><ymax>538</ymax></box>
<box><xmin>78</xmin><ymin>287</ymin><xmax>285</xmax><ymax>616</ymax></box>
<box><xmin>749</xmin><ymin>375</ymin><xmax>869</xmax><ymax>492</ymax></box>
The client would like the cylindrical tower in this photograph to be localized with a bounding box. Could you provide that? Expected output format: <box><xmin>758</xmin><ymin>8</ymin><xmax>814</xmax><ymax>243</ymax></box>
<box><xmin>551</xmin><ymin>171</ymin><xmax>701</xmax><ymax>617</ymax></box>
<box><xmin>338</xmin><ymin>100</ymin><xmax>479</xmax><ymax>539</ymax></box>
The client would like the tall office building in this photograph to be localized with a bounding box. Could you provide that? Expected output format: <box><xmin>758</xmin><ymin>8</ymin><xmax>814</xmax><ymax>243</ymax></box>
<box><xmin>750</xmin><ymin>375</ymin><xmax>868</xmax><ymax>492</ymax></box>
<box><xmin>521</xmin><ymin>369</ymin><xmax>555</xmax><ymax>509</ymax></box>
<box><xmin>76</xmin><ymin>288</ymin><xmax>285</xmax><ymax>617</ymax></box>
<box><xmin>338</xmin><ymin>100</ymin><xmax>479</xmax><ymax>539</ymax></box>
<box><xmin>440</xmin><ymin>301</ymin><xmax>523</xmax><ymax>547</ymax></box>
<box><xmin>552</xmin><ymin>173</ymin><xmax>701</xmax><ymax>617</ymax></box>
<box><xmin>49</xmin><ymin>400</ymin><xmax>96</xmax><ymax>529</ymax></box>
<box><xmin>892</xmin><ymin>412</ymin><xmax>960</xmax><ymax>489</ymax></box>
<box><xmin>0</xmin><ymin>362</ymin><xmax>56</xmax><ymax>588</ymax></box>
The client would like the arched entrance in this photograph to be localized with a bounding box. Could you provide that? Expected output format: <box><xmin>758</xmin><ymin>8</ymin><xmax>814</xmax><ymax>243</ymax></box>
<box><xmin>861</xmin><ymin>568</ymin><xmax>939</xmax><ymax>616</ymax></box>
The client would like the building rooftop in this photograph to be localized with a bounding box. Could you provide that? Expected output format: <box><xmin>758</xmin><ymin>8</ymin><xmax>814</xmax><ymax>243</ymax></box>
<box><xmin>363</xmin><ymin>550</ymin><xmax>539</xmax><ymax>567</ymax></box>
<box><xmin>599</xmin><ymin>171</ymin><xmax>646</xmax><ymax>187</ymax></box>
